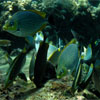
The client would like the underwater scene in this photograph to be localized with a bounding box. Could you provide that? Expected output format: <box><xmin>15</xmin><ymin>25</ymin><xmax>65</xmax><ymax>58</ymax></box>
<box><xmin>0</xmin><ymin>0</ymin><xmax>100</xmax><ymax>99</ymax></box>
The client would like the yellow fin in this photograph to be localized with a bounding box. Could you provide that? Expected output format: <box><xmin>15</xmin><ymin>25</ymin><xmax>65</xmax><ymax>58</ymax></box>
<box><xmin>27</xmin><ymin>10</ymin><xmax>46</xmax><ymax>18</ymax></box>
<box><xmin>61</xmin><ymin>38</ymin><xmax>77</xmax><ymax>54</ymax></box>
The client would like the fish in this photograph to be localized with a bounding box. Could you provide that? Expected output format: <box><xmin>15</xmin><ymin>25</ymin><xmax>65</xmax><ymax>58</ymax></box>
<box><xmin>71</xmin><ymin>58</ymin><xmax>81</xmax><ymax>93</ymax></box>
<box><xmin>48</xmin><ymin>47</ymin><xmax>61</xmax><ymax>66</ymax></box>
<box><xmin>0</xmin><ymin>39</ymin><xmax>11</xmax><ymax>47</ymax></box>
<box><xmin>77</xmin><ymin>63</ymin><xmax>93</xmax><ymax>92</ymax></box>
<box><xmin>29</xmin><ymin>51</ymin><xmax>35</xmax><ymax>81</ymax></box>
<box><xmin>29</xmin><ymin>41</ymin><xmax>56</xmax><ymax>87</ymax></box>
<box><xmin>34</xmin><ymin>39</ymin><xmax>49</xmax><ymax>88</ymax></box>
<box><xmin>47</xmin><ymin>44</ymin><xmax>58</xmax><ymax>60</ymax></box>
<box><xmin>4</xmin><ymin>45</ymin><xmax>33</xmax><ymax>88</ymax></box>
<box><xmin>81</xmin><ymin>44</ymin><xmax>92</xmax><ymax>61</ymax></box>
<box><xmin>92</xmin><ymin>59</ymin><xmax>100</xmax><ymax>93</ymax></box>
<box><xmin>3</xmin><ymin>10</ymin><xmax>48</xmax><ymax>37</ymax></box>
<box><xmin>56</xmin><ymin>42</ymin><xmax>79</xmax><ymax>78</ymax></box>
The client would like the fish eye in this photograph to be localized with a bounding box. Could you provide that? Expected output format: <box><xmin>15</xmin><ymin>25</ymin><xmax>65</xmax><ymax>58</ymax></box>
<box><xmin>9</xmin><ymin>21</ymin><xmax>14</xmax><ymax>26</ymax></box>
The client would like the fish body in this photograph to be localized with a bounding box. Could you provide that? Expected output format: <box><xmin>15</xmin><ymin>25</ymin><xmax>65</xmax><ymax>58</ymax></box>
<box><xmin>3</xmin><ymin>10</ymin><xmax>47</xmax><ymax>37</ymax></box>
<box><xmin>56</xmin><ymin>43</ymin><xmax>79</xmax><ymax>78</ymax></box>
<box><xmin>34</xmin><ymin>41</ymin><xmax>49</xmax><ymax>87</ymax></box>
<box><xmin>4</xmin><ymin>45</ymin><xmax>32</xmax><ymax>88</ymax></box>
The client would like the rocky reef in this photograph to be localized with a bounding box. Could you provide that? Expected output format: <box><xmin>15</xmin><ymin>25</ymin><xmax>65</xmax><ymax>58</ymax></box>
<box><xmin>0</xmin><ymin>0</ymin><xmax>100</xmax><ymax>99</ymax></box>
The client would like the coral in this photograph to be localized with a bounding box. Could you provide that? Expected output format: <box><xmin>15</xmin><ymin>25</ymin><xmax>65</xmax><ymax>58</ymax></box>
<box><xmin>42</xmin><ymin>0</ymin><xmax>78</xmax><ymax>12</ymax></box>
<box><xmin>56</xmin><ymin>0</ymin><xmax>78</xmax><ymax>11</ymax></box>
<box><xmin>78</xmin><ymin>0</ymin><xmax>89</xmax><ymax>7</ymax></box>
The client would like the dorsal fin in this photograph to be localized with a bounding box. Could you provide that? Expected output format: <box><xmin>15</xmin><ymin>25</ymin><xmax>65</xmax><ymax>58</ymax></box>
<box><xmin>26</xmin><ymin>10</ymin><xmax>46</xmax><ymax>18</ymax></box>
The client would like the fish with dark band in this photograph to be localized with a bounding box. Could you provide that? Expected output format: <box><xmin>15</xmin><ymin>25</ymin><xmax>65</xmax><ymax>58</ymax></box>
<box><xmin>4</xmin><ymin>45</ymin><xmax>32</xmax><ymax>88</ymax></box>
<box><xmin>34</xmin><ymin>40</ymin><xmax>49</xmax><ymax>88</ymax></box>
